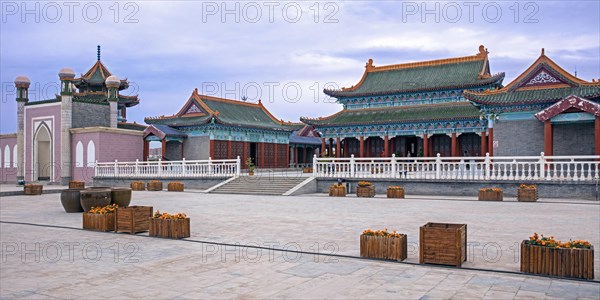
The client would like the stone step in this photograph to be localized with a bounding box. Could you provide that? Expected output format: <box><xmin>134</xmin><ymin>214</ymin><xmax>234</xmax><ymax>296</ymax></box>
<box><xmin>210</xmin><ymin>177</ymin><xmax>307</xmax><ymax>195</ymax></box>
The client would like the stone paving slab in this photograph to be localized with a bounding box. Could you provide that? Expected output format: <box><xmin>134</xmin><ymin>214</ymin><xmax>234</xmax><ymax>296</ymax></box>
<box><xmin>1</xmin><ymin>191</ymin><xmax>599</xmax><ymax>299</ymax></box>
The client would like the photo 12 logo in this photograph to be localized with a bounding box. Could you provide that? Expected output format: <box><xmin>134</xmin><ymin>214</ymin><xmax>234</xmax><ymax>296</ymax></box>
<box><xmin>401</xmin><ymin>1</ymin><xmax>539</xmax><ymax>23</ymax></box>
<box><xmin>1</xmin><ymin>241</ymin><xmax>140</xmax><ymax>263</ymax></box>
<box><xmin>200</xmin><ymin>1</ymin><xmax>339</xmax><ymax>23</ymax></box>
<box><xmin>1</xmin><ymin>1</ymin><xmax>140</xmax><ymax>23</ymax></box>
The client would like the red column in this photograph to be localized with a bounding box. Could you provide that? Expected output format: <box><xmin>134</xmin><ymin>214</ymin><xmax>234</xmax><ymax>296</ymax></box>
<box><xmin>161</xmin><ymin>140</ymin><xmax>167</xmax><ymax>159</ymax></box>
<box><xmin>359</xmin><ymin>136</ymin><xmax>365</xmax><ymax>157</ymax></box>
<box><xmin>544</xmin><ymin>121</ymin><xmax>553</xmax><ymax>156</ymax></box>
<box><xmin>595</xmin><ymin>116</ymin><xmax>600</xmax><ymax>156</ymax></box>
<box><xmin>488</xmin><ymin>128</ymin><xmax>494</xmax><ymax>157</ymax></box>
<box><xmin>321</xmin><ymin>138</ymin><xmax>326</xmax><ymax>156</ymax></box>
<box><xmin>480</xmin><ymin>132</ymin><xmax>487</xmax><ymax>156</ymax></box>
<box><xmin>143</xmin><ymin>140</ymin><xmax>149</xmax><ymax>161</ymax></box>
<box><xmin>422</xmin><ymin>134</ymin><xmax>429</xmax><ymax>157</ymax></box>
<box><xmin>260</xmin><ymin>143</ymin><xmax>265</xmax><ymax>168</ymax></box>
<box><xmin>227</xmin><ymin>140</ymin><xmax>232</xmax><ymax>159</ymax></box>
<box><xmin>274</xmin><ymin>143</ymin><xmax>279</xmax><ymax>168</ymax></box>
<box><xmin>384</xmin><ymin>135</ymin><xmax>389</xmax><ymax>157</ymax></box>
<box><xmin>366</xmin><ymin>138</ymin><xmax>371</xmax><ymax>157</ymax></box>
<box><xmin>390</xmin><ymin>137</ymin><xmax>395</xmax><ymax>156</ymax></box>
<box><xmin>335</xmin><ymin>137</ymin><xmax>341</xmax><ymax>158</ymax></box>
<box><xmin>451</xmin><ymin>133</ymin><xmax>457</xmax><ymax>157</ymax></box>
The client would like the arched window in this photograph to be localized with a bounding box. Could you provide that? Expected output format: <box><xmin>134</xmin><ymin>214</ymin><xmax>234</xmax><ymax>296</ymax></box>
<box><xmin>87</xmin><ymin>140</ymin><xmax>96</xmax><ymax>167</ymax></box>
<box><xmin>3</xmin><ymin>145</ymin><xmax>10</xmax><ymax>168</ymax></box>
<box><xmin>75</xmin><ymin>141</ymin><xmax>84</xmax><ymax>166</ymax></box>
<box><xmin>13</xmin><ymin>145</ymin><xmax>17</xmax><ymax>168</ymax></box>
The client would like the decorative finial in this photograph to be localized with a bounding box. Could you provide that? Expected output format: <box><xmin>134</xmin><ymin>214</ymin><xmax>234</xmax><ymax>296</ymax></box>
<box><xmin>97</xmin><ymin>45</ymin><xmax>101</xmax><ymax>61</ymax></box>
<box><xmin>541</xmin><ymin>48</ymin><xmax>545</xmax><ymax>56</ymax></box>
<box><xmin>366</xmin><ymin>59</ymin><xmax>374</xmax><ymax>71</ymax></box>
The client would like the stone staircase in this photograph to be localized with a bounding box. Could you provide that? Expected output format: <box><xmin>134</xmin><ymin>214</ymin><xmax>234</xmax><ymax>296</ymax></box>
<box><xmin>210</xmin><ymin>176</ymin><xmax>308</xmax><ymax>195</ymax></box>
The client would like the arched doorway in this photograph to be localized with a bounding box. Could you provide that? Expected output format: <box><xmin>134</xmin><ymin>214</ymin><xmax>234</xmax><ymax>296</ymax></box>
<box><xmin>34</xmin><ymin>123</ymin><xmax>52</xmax><ymax>181</ymax></box>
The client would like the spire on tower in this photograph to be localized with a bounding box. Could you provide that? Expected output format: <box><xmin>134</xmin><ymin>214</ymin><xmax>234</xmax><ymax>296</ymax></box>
<box><xmin>97</xmin><ymin>45</ymin><xmax>101</xmax><ymax>61</ymax></box>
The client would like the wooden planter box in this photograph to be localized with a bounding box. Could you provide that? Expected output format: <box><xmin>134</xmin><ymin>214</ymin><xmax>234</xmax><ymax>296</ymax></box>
<box><xmin>69</xmin><ymin>181</ymin><xmax>85</xmax><ymax>189</ymax></box>
<box><xmin>167</xmin><ymin>182</ymin><xmax>184</xmax><ymax>192</ymax></box>
<box><xmin>478</xmin><ymin>189</ymin><xmax>503</xmax><ymax>201</ymax></box>
<box><xmin>518</xmin><ymin>188</ymin><xmax>538</xmax><ymax>202</ymax></box>
<box><xmin>130</xmin><ymin>181</ymin><xmax>145</xmax><ymax>191</ymax></box>
<box><xmin>420</xmin><ymin>222</ymin><xmax>467</xmax><ymax>267</ymax></box>
<box><xmin>387</xmin><ymin>187</ymin><xmax>405</xmax><ymax>199</ymax></box>
<box><xmin>82</xmin><ymin>213</ymin><xmax>115</xmax><ymax>232</ymax></box>
<box><xmin>357</xmin><ymin>185</ymin><xmax>375</xmax><ymax>198</ymax></box>
<box><xmin>115</xmin><ymin>206</ymin><xmax>153</xmax><ymax>234</ymax></box>
<box><xmin>521</xmin><ymin>241</ymin><xmax>594</xmax><ymax>279</ymax></box>
<box><xmin>146</xmin><ymin>180</ymin><xmax>163</xmax><ymax>191</ymax></box>
<box><xmin>360</xmin><ymin>234</ymin><xmax>407</xmax><ymax>261</ymax></box>
<box><xmin>329</xmin><ymin>185</ymin><xmax>346</xmax><ymax>197</ymax></box>
<box><xmin>23</xmin><ymin>184</ymin><xmax>43</xmax><ymax>195</ymax></box>
<box><xmin>149</xmin><ymin>218</ymin><xmax>191</xmax><ymax>239</ymax></box>
<box><xmin>302</xmin><ymin>167</ymin><xmax>313</xmax><ymax>173</ymax></box>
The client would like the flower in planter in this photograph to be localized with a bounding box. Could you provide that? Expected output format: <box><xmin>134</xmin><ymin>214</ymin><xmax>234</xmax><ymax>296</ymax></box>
<box><xmin>388</xmin><ymin>186</ymin><xmax>403</xmax><ymax>190</ymax></box>
<box><xmin>526</xmin><ymin>233</ymin><xmax>592</xmax><ymax>249</ymax></box>
<box><xmin>480</xmin><ymin>187</ymin><xmax>502</xmax><ymax>192</ymax></box>
<box><xmin>88</xmin><ymin>204</ymin><xmax>118</xmax><ymax>214</ymax></box>
<box><xmin>519</xmin><ymin>184</ymin><xmax>537</xmax><ymax>189</ymax></box>
<box><xmin>358</xmin><ymin>181</ymin><xmax>373</xmax><ymax>187</ymax></box>
<box><xmin>362</xmin><ymin>228</ymin><xmax>404</xmax><ymax>238</ymax></box>
<box><xmin>153</xmin><ymin>210</ymin><xmax>187</xmax><ymax>220</ymax></box>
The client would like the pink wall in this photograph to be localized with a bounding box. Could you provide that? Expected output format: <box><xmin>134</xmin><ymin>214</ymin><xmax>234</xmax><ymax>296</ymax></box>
<box><xmin>72</xmin><ymin>130</ymin><xmax>143</xmax><ymax>182</ymax></box>
<box><xmin>25</xmin><ymin>104</ymin><xmax>61</xmax><ymax>182</ymax></box>
<box><xmin>0</xmin><ymin>135</ymin><xmax>17</xmax><ymax>183</ymax></box>
<box><xmin>97</xmin><ymin>132</ymin><xmax>144</xmax><ymax>162</ymax></box>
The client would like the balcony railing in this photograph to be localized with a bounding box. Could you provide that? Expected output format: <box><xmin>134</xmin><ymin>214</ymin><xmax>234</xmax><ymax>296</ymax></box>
<box><xmin>313</xmin><ymin>153</ymin><xmax>600</xmax><ymax>182</ymax></box>
<box><xmin>95</xmin><ymin>157</ymin><xmax>241</xmax><ymax>178</ymax></box>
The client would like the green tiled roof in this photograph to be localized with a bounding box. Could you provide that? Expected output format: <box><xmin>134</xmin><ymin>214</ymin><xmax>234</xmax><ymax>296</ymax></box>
<box><xmin>464</xmin><ymin>86</ymin><xmax>600</xmax><ymax>105</ymax></box>
<box><xmin>201</xmin><ymin>98</ymin><xmax>296</xmax><ymax>131</ymax></box>
<box><xmin>145</xmin><ymin>115</ymin><xmax>213</xmax><ymax>127</ymax></box>
<box><xmin>301</xmin><ymin>102</ymin><xmax>481</xmax><ymax>126</ymax></box>
<box><xmin>325</xmin><ymin>59</ymin><xmax>504</xmax><ymax>97</ymax></box>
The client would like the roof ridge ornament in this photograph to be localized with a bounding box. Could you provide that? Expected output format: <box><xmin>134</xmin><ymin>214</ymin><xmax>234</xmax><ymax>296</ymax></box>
<box><xmin>541</xmin><ymin>48</ymin><xmax>545</xmax><ymax>56</ymax></box>
<box><xmin>97</xmin><ymin>45</ymin><xmax>101</xmax><ymax>61</ymax></box>
<box><xmin>366</xmin><ymin>59</ymin><xmax>374</xmax><ymax>71</ymax></box>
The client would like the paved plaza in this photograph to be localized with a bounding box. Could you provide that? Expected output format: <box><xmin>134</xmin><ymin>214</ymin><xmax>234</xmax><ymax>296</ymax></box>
<box><xmin>1</xmin><ymin>188</ymin><xmax>599</xmax><ymax>299</ymax></box>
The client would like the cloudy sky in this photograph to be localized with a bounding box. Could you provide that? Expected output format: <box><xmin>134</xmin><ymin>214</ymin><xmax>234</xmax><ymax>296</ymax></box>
<box><xmin>1</xmin><ymin>1</ymin><xmax>599</xmax><ymax>133</ymax></box>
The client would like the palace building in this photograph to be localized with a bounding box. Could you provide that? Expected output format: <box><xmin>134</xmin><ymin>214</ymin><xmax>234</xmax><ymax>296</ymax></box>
<box><xmin>302</xmin><ymin>46</ymin><xmax>600</xmax><ymax>158</ymax></box>
<box><xmin>464</xmin><ymin>49</ymin><xmax>600</xmax><ymax>156</ymax></box>
<box><xmin>144</xmin><ymin>89</ymin><xmax>322</xmax><ymax>168</ymax></box>
<box><xmin>302</xmin><ymin>45</ymin><xmax>505</xmax><ymax>158</ymax></box>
